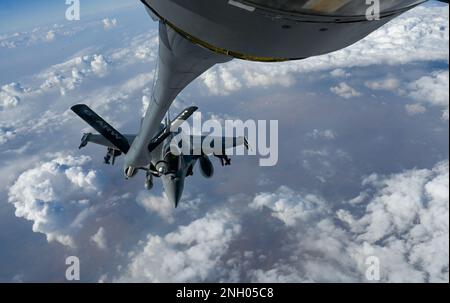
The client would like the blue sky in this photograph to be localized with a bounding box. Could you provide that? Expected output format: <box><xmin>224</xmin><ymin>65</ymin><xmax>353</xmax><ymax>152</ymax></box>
<box><xmin>0</xmin><ymin>0</ymin><xmax>138</xmax><ymax>33</ymax></box>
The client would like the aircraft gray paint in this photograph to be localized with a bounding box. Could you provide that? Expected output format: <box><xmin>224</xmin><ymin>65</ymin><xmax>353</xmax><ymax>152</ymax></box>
<box><xmin>72</xmin><ymin>0</ymin><xmax>448</xmax><ymax>207</ymax></box>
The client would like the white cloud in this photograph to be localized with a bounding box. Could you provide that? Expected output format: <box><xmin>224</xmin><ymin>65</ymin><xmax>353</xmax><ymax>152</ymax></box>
<box><xmin>242</xmin><ymin>69</ymin><xmax>295</xmax><ymax>88</ymax></box>
<box><xmin>249</xmin><ymin>186</ymin><xmax>328</xmax><ymax>227</ymax></box>
<box><xmin>200</xmin><ymin>65</ymin><xmax>295</xmax><ymax>96</ymax></box>
<box><xmin>30</xmin><ymin>53</ymin><xmax>114</xmax><ymax>96</ymax></box>
<box><xmin>45</xmin><ymin>30</ymin><xmax>55</xmax><ymax>42</ymax></box>
<box><xmin>90</xmin><ymin>54</ymin><xmax>109</xmax><ymax>76</ymax></box>
<box><xmin>2</xmin><ymin>82</ymin><xmax>26</xmax><ymax>95</ymax></box>
<box><xmin>117</xmin><ymin>210</ymin><xmax>241</xmax><ymax>282</ymax></box>
<box><xmin>407</xmin><ymin>70</ymin><xmax>449</xmax><ymax>120</ymax></box>
<box><xmin>8</xmin><ymin>155</ymin><xmax>105</xmax><ymax>247</ymax></box>
<box><xmin>331</xmin><ymin>82</ymin><xmax>362</xmax><ymax>99</ymax></box>
<box><xmin>405</xmin><ymin>103</ymin><xmax>427</xmax><ymax>116</ymax></box>
<box><xmin>200</xmin><ymin>67</ymin><xmax>242</xmax><ymax>96</ymax></box>
<box><xmin>0</xmin><ymin>82</ymin><xmax>26</xmax><ymax>110</ymax></box>
<box><xmin>352</xmin><ymin>161</ymin><xmax>449</xmax><ymax>282</ymax></box>
<box><xmin>91</xmin><ymin>227</ymin><xmax>107</xmax><ymax>250</ymax></box>
<box><xmin>135</xmin><ymin>45</ymin><xmax>154</xmax><ymax>60</ymax></box>
<box><xmin>330</xmin><ymin>69</ymin><xmax>350</xmax><ymax>78</ymax></box>
<box><xmin>136</xmin><ymin>191</ymin><xmax>174</xmax><ymax>223</ymax></box>
<box><xmin>0</xmin><ymin>92</ymin><xmax>20</xmax><ymax>109</ymax></box>
<box><xmin>365</xmin><ymin>78</ymin><xmax>401</xmax><ymax>92</ymax></box>
<box><xmin>307</xmin><ymin>129</ymin><xmax>337</xmax><ymax>140</ymax></box>
<box><xmin>364</xmin><ymin>71</ymin><xmax>449</xmax><ymax>119</ymax></box>
<box><xmin>0</xmin><ymin>126</ymin><xmax>16</xmax><ymax>144</ymax></box>
<box><xmin>0</xmin><ymin>22</ymin><xmax>91</xmax><ymax>49</ymax></box>
<box><xmin>65</xmin><ymin>166</ymin><xmax>98</xmax><ymax>190</ymax></box>
<box><xmin>442</xmin><ymin>109</ymin><xmax>449</xmax><ymax>121</ymax></box>
<box><xmin>103</xmin><ymin>18</ymin><xmax>118</xmax><ymax>30</ymax></box>
<box><xmin>250</xmin><ymin>161</ymin><xmax>449</xmax><ymax>283</ymax></box>
<box><xmin>110</xmin><ymin>32</ymin><xmax>158</xmax><ymax>64</ymax></box>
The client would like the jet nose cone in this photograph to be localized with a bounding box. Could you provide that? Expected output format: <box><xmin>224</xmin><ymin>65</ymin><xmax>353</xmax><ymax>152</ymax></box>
<box><xmin>162</xmin><ymin>175</ymin><xmax>185</xmax><ymax>207</ymax></box>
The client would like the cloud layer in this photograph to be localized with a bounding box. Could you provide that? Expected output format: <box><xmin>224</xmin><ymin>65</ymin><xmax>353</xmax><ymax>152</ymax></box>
<box><xmin>8</xmin><ymin>155</ymin><xmax>104</xmax><ymax>247</ymax></box>
<box><xmin>117</xmin><ymin>210</ymin><xmax>241</xmax><ymax>282</ymax></box>
<box><xmin>117</xmin><ymin>161</ymin><xmax>448</xmax><ymax>283</ymax></box>
<box><xmin>250</xmin><ymin>161</ymin><xmax>449</xmax><ymax>283</ymax></box>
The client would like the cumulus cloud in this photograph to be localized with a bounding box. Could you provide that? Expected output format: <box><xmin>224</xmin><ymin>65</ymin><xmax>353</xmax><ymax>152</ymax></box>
<box><xmin>365</xmin><ymin>78</ymin><xmax>401</xmax><ymax>92</ymax></box>
<box><xmin>110</xmin><ymin>32</ymin><xmax>158</xmax><ymax>64</ymax></box>
<box><xmin>39</xmin><ymin>61</ymin><xmax>82</xmax><ymax>92</ymax></box>
<box><xmin>136</xmin><ymin>191</ymin><xmax>174</xmax><ymax>223</ymax></box>
<box><xmin>0</xmin><ymin>92</ymin><xmax>20</xmax><ymax>109</ymax></box>
<box><xmin>242</xmin><ymin>69</ymin><xmax>295</xmax><ymax>88</ymax></box>
<box><xmin>91</xmin><ymin>227</ymin><xmax>108</xmax><ymax>250</ymax></box>
<box><xmin>2</xmin><ymin>82</ymin><xmax>26</xmax><ymax>95</ymax></box>
<box><xmin>331</xmin><ymin>82</ymin><xmax>362</xmax><ymax>99</ymax></box>
<box><xmin>90</xmin><ymin>54</ymin><xmax>109</xmax><ymax>76</ymax></box>
<box><xmin>405</xmin><ymin>103</ymin><xmax>427</xmax><ymax>116</ymax></box>
<box><xmin>330</xmin><ymin>68</ymin><xmax>351</xmax><ymax>78</ymax></box>
<box><xmin>45</xmin><ymin>30</ymin><xmax>56</xmax><ymax>42</ymax></box>
<box><xmin>364</xmin><ymin>71</ymin><xmax>449</xmax><ymax>119</ymax></box>
<box><xmin>0</xmin><ymin>82</ymin><xmax>26</xmax><ymax>110</ymax></box>
<box><xmin>249</xmin><ymin>186</ymin><xmax>328</xmax><ymax>227</ymax></box>
<box><xmin>408</xmin><ymin>70</ymin><xmax>449</xmax><ymax>120</ymax></box>
<box><xmin>118</xmin><ymin>160</ymin><xmax>448</xmax><ymax>283</ymax></box>
<box><xmin>0</xmin><ymin>126</ymin><xmax>16</xmax><ymax>144</ymax></box>
<box><xmin>442</xmin><ymin>109</ymin><xmax>449</xmax><ymax>121</ymax></box>
<box><xmin>135</xmin><ymin>44</ymin><xmax>155</xmax><ymax>60</ymax></box>
<box><xmin>250</xmin><ymin>161</ymin><xmax>449</xmax><ymax>283</ymax></box>
<box><xmin>200</xmin><ymin>64</ymin><xmax>295</xmax><ymax>96</ymax></box>
<box><xmin>0</xmin><ymin>22</ymin><xmax>93</xmax><ymax>49</ymax></box>
<box><xmin>103</xmin><ymin>18</ymin><xmax>118</xmax><ymax>30</ymax></box>
<box><xmin>8</xmin><ymin>155</ymin><xmax>105</xmax><ymax>247</ymax></box>
<box><xmin>117</xmin><ymin>210</ymin><xmax>241</xmax><ymax>282</ymax></box>
<box><xmin>33</xmin><ymin>54</ymin><xmax>113</xmax><ymax>95</ymax></box>
<box><xmin>200</xmin><ymin>67</ymin><xmax>242</xmax><ymax>96</ymax></box>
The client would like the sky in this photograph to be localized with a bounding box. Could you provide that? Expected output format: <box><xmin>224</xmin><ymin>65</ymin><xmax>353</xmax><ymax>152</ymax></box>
<box><xmin>0</xmin><ymin>0</ymin><xmax>138</xmax><ymax>33</ymax></box>
<box><xmin>0</xmin><ymin>1</ymin><xmax>448</xmax><ymax>282</ymax></box>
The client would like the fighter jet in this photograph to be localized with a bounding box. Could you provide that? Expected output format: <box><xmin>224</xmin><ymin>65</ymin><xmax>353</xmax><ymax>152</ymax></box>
<box><xmin>71</xmin><ymin>104</ymin><xmax>247</xmax><ymax>207</ymax></box>
<box><xmin>72</xmin><ymin>0</ymin><xmax>448</xmax><ymax>207</ymax></box>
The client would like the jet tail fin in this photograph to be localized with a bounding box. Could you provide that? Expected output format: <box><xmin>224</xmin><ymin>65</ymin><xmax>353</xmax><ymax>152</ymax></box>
<box><xmin>71</xmin><ymin>104</ymin><xmax>131</xmax><ymax>154</ymax></box>
<box><xmin>148</xmin><ymin>106</ymin><xmax>198</xmax><ymax>153</ymax></box>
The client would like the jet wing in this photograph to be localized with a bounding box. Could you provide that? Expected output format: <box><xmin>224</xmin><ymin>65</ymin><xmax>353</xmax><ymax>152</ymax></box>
<box><xmin>71</xmin><ymin>104</ymin><xmax>131</xmax><ymax>154</ymax></box>
<box><xmin>79</xmin><ymin>133</ymin><xmax>136</xmax><ymax>150</ymax></box>
<box><xmin>183</xmin><ymin>135</ymin><xmax>249</xmax><ymax>156</ymax></box>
